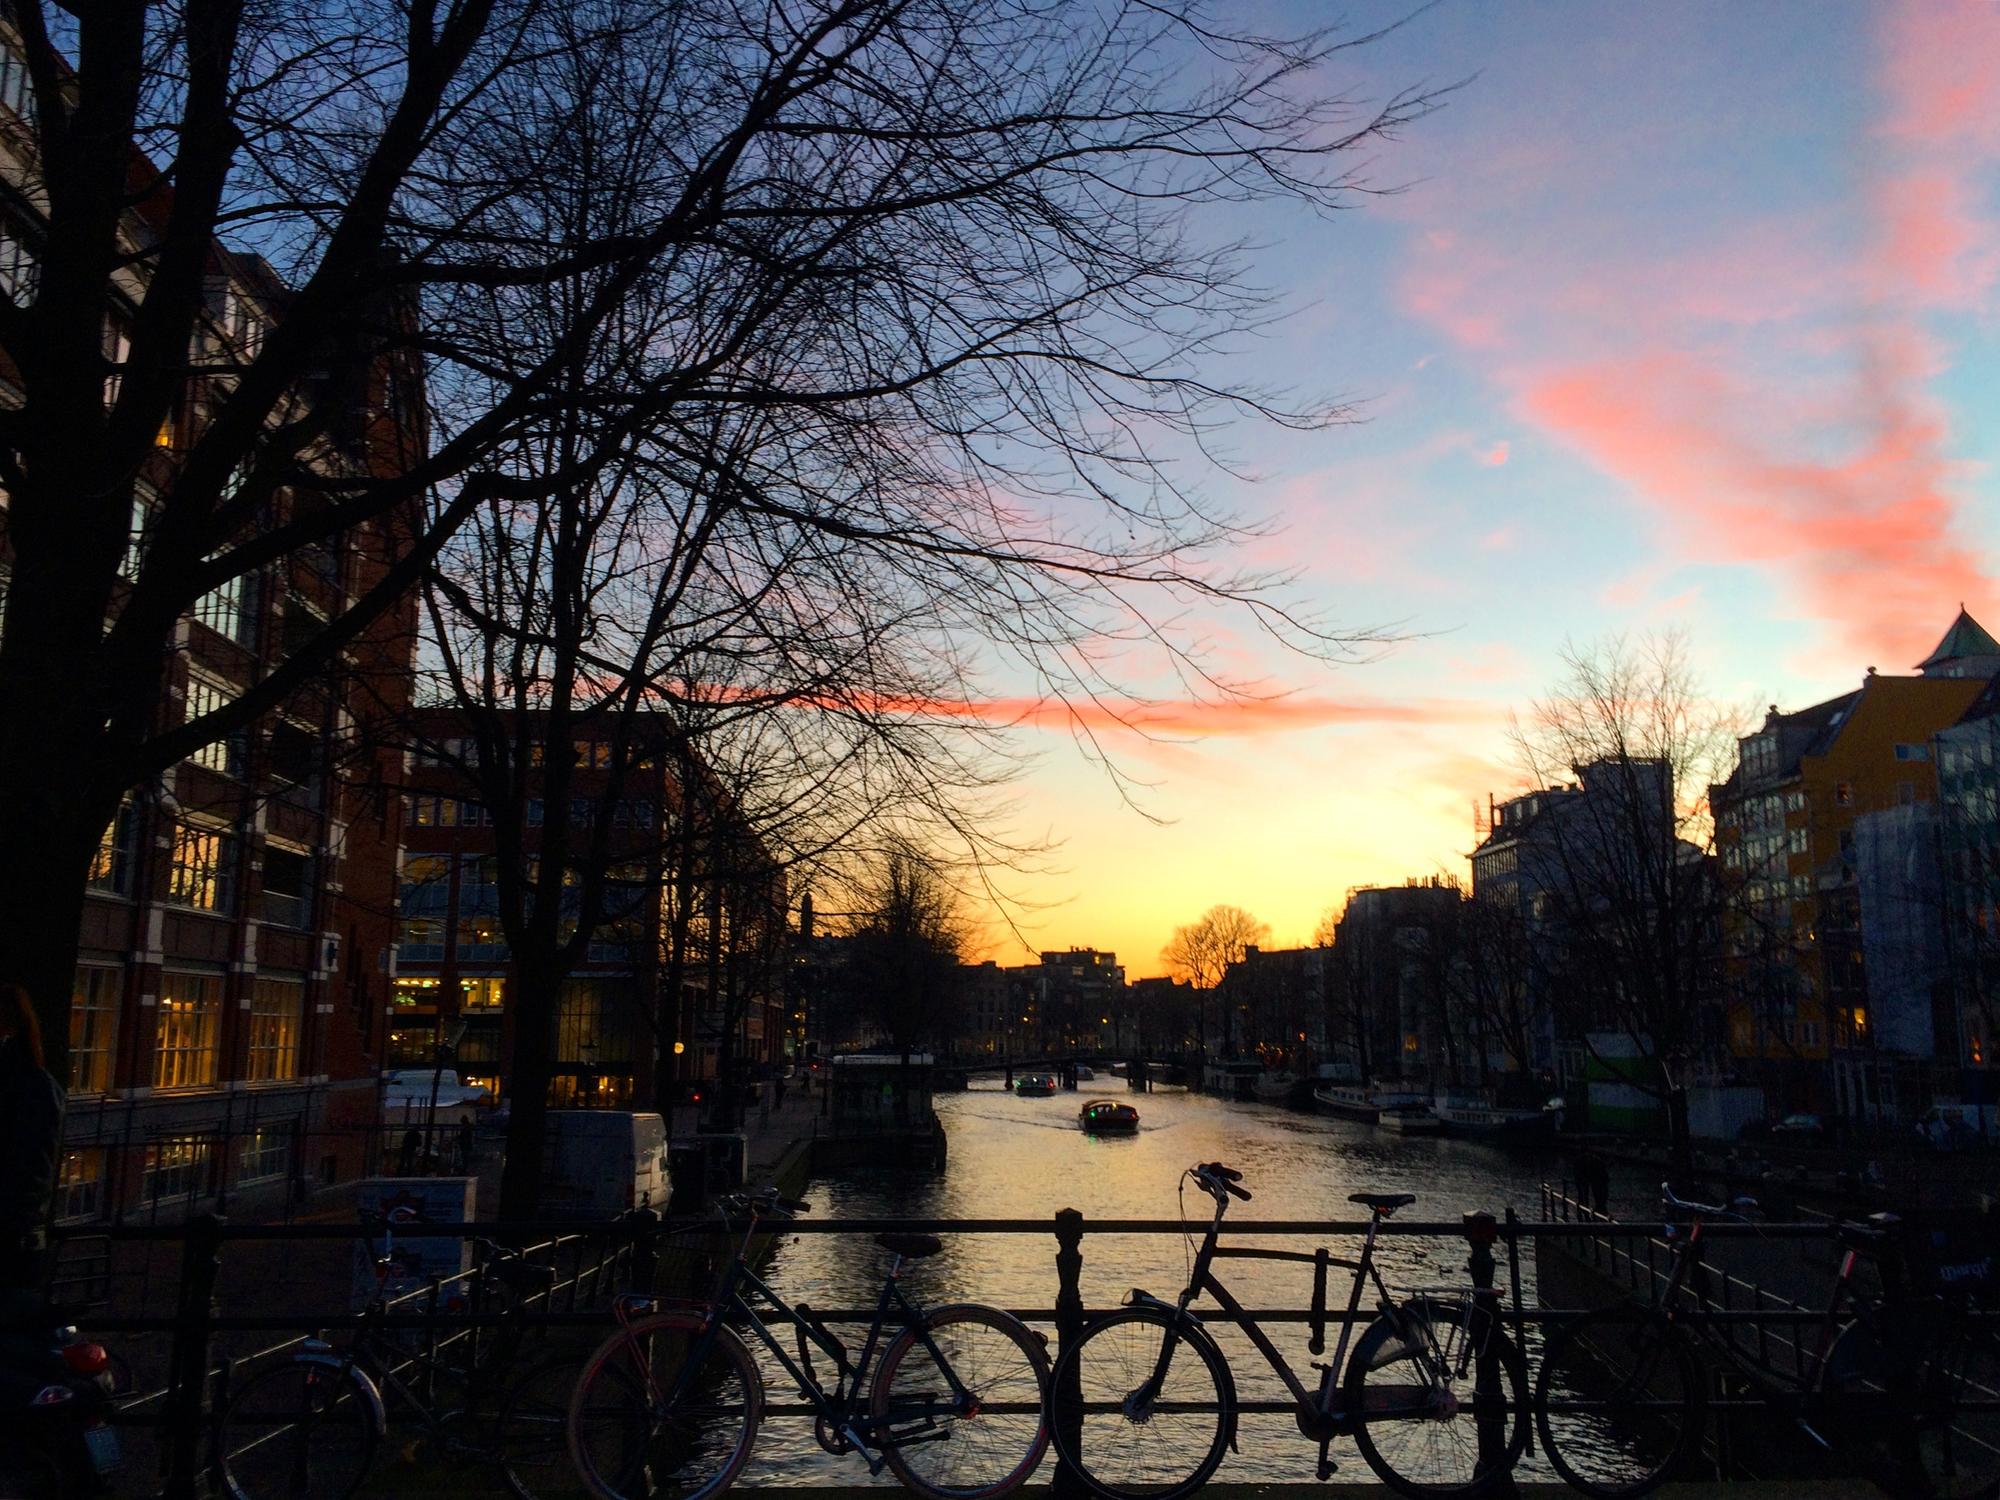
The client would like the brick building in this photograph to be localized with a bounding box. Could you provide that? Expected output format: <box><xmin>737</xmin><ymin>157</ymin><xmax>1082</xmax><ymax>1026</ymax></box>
<box><xmin>393</xmin><ymin>714</ymin><xmax>788</xmax><ymax>1109</ymax></box>
<box><xmin>44</xmin><ymin>261</ymin><xmax>423</xmax><ymax>1224</ymax></box>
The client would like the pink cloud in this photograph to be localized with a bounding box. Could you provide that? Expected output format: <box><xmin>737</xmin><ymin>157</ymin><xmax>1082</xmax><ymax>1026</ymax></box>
<box><xmin>1390</xmin><ymin>0</ymin><xmax>2000</xmax><ymax>660</ymax></box>
<box><xmin>1478</xmin><ymin>440</ymin><xmax>1510</xmax><ymax>467</ymax></box>
<box><xmin>1521</xmin><ymin>347</ymin><xmax>1994</xmax><ymax>663</ymax></box>
<box><xmin>838</xmin><ymin>690</ymin><xmax>1497</xmax><ymax>738</ymax></box>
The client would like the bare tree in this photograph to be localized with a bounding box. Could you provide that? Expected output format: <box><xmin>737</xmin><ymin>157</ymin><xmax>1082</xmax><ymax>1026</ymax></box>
<box><xmin>1161</xmin><ymin>903</ymin><xmax>1271</xmax><ymax>1059</ymax></box>
<box><xmin>1509</xmin><ymin>632</ymin><xmax>1741</xmax><ymax>1185</ymax></box>
<box><xmin>1</xmin><ymin>0</ymin><xmax>1438</xmax><ymax>1127</ymax></box>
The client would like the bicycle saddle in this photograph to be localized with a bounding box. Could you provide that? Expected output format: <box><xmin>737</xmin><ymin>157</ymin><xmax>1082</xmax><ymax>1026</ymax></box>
<box><xmin>1349</xmin><ymin>1192</ymin><xmax>1416</xmax><ymax>1214</ymax></box>
<box><xmin>875</xmin><ymin>1233</ymin><xmax>943</xmax><ymax>1260</ymax></box>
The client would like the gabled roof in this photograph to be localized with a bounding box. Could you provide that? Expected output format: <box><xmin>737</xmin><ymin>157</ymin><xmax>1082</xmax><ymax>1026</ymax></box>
<box><xmin>1918</xmin><ymin>607</ymin><xmax>2000</xmax><ymax>669</ymax></box>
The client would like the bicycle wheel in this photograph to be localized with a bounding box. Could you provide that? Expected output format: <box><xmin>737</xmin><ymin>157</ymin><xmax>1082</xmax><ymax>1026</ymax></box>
<box><xmin>496</xmin><ymin>1352</ymin><xmax>586</xmax><ymax>1500</ymax></box>
<box><xmin>217</xmin><ymin>1358</ymin><xmax>380</xmax><ymax>1500</ymax></box>
<box><xmin>1047</xmin><ymin>1306</ymin><xmax>1231</xmax><ymax>1500</ymax></box>
<box><xmin>1827</xmin><ymin>1318</ymin><xmax>2000</xmax><ymax>1500</ymax></box>
<box><xmin>1346</xmin><ymin>1295</ymin><xmax>1529</xmax><ymax>1499</ymax></box>
<box><xmin>872</xmin><ymin>1303</ymin><xmax>1052</xmax><ymax>1498</ymax></box>
<box><xmin>568</xmin><ymin>1311</ymin><xmax>762</xmax><ymax>1500</ymax></box>
<box><xmin>1532</xmin><ymin>1306</ymin><xmax>1700</xmax><ymax>1499</ymax></box>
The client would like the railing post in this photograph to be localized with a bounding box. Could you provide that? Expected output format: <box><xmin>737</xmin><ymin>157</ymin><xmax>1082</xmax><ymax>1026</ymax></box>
<box><xmin>1463</xmin><ymin>1211</ymin><xmax>1518</xmax><ymax>1497</ymax></box>
<box><xmin>164</xmin><ymin>1212</ymin><xmax>225</xmax><ymax>1500</ymax></box>
<box><xmin>1053</xmin><ymin>1207</ymin><xmax>1086</xmax><ymax>1499</ymax></box>
<box><xmin>626</xmin><ymin>1206</ymin><xmax>660</xmax><ymax>1293</ymax></box>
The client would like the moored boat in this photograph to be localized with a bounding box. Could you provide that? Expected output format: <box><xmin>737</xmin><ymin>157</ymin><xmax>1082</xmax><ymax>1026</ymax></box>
<box><xmin>1014</xmin><ymin>1072</ymin><xmax>1058</xmax><ymax>1098</ymax></box>
<box><xmin>1377</xmin><ymin>1102</ymin><xmax>1442</xmax><ymax>1134</ymax></box>
<box><xmin>1312</xmin><ymin>1080</ymin><xmax>1429</xmax><ymax>1124</ymax></box>
<box><xmin>1074</xmin><ymin>1064</ymin><xmax>1096</xmax><ymax>1082</ymax></box>
<box><xmin>1431</xmin><ymin>1096</ymin><xmax>1562</xmax><ymax>1141</ymax></box>
<box><xmin>1250</xmin><ymin>1070</ymin><xmax>1299</xmax><ymax>1103</ymax></box>
<box><xmin>1078</xmin><ymin>1098</ymin><xmax>1140</xmax><ymax>1133</ymax></box>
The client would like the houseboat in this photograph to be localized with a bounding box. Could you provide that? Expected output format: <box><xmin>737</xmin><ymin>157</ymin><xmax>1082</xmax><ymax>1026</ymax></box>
<box><xmin>1078</xmin><ymin>1098</ymin><xmax>1141</xmax><ymax>1134</ymax></box>
<box><xmin>1431</xmin><ymin>1095</ymin><xmax>1562</xmax><ymax>1142</ymax></box>
<box><xmin>1376</xmin><ymin>1101</ymin><xmax>1442</xmax><ymax>1134</ymax></box>
<box><xmin>1312</xmin><ymin>1080</ymin><xmax>1429</xmax><ymax>1124</ymax></box>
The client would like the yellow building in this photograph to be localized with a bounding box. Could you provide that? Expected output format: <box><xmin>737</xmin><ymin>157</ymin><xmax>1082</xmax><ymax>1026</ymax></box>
<box><xmin>1714</xmin><ymin>612</ymin><xmax>1998</xmax><ymax>1118</ymax></box>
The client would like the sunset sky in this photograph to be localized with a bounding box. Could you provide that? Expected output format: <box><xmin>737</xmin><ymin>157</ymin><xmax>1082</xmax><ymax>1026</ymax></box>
<box><xmin>966</xmin><ymin>0</ymin><xmax>2000</xmax><ymax>977</ymax></box>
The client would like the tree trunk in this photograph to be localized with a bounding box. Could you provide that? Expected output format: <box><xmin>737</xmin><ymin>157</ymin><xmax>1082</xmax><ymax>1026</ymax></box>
<box><xmin>497</xmin><ymin>946</ymin><xmax>564</xmax><ymax>1220</ymax></box>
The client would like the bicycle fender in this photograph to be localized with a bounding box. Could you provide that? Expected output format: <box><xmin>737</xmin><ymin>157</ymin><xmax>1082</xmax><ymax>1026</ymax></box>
<box><xmin>288</xmin><ymin>1352</ymin><xmax>387</xmax><ymax>1437</ymax></box>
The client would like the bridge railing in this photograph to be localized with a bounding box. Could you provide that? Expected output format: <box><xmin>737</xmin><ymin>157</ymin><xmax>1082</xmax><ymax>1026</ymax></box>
<box><xmin>39</xmin><ymin>1193</ymin><xmax>1995</xmax><ymax>1497</ymax></box>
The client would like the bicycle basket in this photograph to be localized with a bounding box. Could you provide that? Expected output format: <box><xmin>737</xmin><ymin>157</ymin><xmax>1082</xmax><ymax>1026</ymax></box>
<box><xmin>1900</xmin><ymin>1213</ymin><xmax>2000</xmax><ymax>1301</ymax></box>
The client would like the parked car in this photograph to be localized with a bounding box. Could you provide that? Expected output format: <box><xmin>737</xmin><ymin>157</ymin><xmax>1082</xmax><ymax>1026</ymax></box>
<box><xmin>1769</xmin><ymin>1112</ymin><xmax>1827</xmax><ymax>1142</ymax></box>
<box><xmin>382</xmin><ymin>1069</ymin><xmax>492</xmax><ymax>1115</ymax></box>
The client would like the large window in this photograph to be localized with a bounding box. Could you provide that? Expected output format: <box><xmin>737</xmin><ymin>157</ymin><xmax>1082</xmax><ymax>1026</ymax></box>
<box><xmin>0</xmin><ymin>41</ymin><xmax>33</xmax><ymax>118</ymax></box>
<box><xmin>69</xmin><ymin>966</ymin><xmax>120</xmax><ymax>1094</ymax></box>
<box><xmin>194</xmin><ymin>563</ymin><xmax>258</xmax><ymax>645</ymax></box>
<box><xmin>240</xmin><ymin>1124</ymin><xmax>292</xmax><ymax>1185</ymax></box>
<box><xmin>0</xmin><ymin>219</ymin><xmax>36</xmax><ymax>306</ymax></box>
<box><xmin>167</xmin><ymin>821</ymin><xmax>236</xmax><ymax>911</ymax></box>
<box><xmin>86</xmin><ymin>799</ymin><xmax>137</xmax><ymax>896</ymax></box>
<box><xmin>267</xmin><ymin>719</ymin><xmax>319</xmax><ymax>794</ymax></box>
<box><xmin>247</xmin><ymin>978</ymin><xmax>303</xmax><ymax>1082</ymax></box>
<box><xmin>154</xmin><ymin>973</ymin><xmax>222</xmax><ymax>1088</ymax></box>
<box><xmin>141</xmin><ymin>1137</ymin><xmax>212</xmax><ymax>1210</ymax></box>
<box><xmin>186</xmin><ymin>674</ymin><xmax>244</xmax><ymax>777</ymax></box>
<box><xmin>261</xmin><ymin>843</ymin><xmax>313</xmax><ymax>928</ymax></box>
<box><xmin>57</xmin><ymin>1150</ymin><xmax>105</xmax><ymax>1224</ymax></box>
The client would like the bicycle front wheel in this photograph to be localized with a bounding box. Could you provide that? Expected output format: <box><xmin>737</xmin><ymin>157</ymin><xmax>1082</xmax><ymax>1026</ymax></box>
<box><xmin>216</xmin><ymin>1358</ymin><xmax>380</xmax><ymax>1500</ymax></box>
<box><xmin>1532</xmin><ymin>1306</ymin><xmax>1700</xmax><ymax>1499</ymax></box>
<box><xmin>496</xmin><ymin>1353</ymin><xmax>586</xmax><ymax>1500</ymax></box>
<box><xmin>873</xmin><ymin>1302</ymin><xmax>1052</xmax><ymax>1498</ymax></box>
<box><xmin>1047</xmin><ymin>1306</ymin><xmax>1231</xmax><ymax>1500</ymax></box>
<box><xmin>568</xmin><ymin>1312</ymin><xmax>763</xmax><ymax>1500</ymax></box>
<box><xmin>1346</xmin><ymin>1295</ymin><xmax>1528</xmax><ymax>1499</ymax></box>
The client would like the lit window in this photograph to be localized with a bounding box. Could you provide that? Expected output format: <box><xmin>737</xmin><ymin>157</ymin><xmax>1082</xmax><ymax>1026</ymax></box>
<box><xmin>153</xmin><ymin>974</ymin><xmax>221</xmax><ymax>1088</ymax></box>
<box><xmin>167</xmin><ymin>822</ymin><xmax>235</xmax><ymax>911</ymax></box>
<box><xmin>86</xmin><ymin>799</ymin><xmax>136</xmax><ymax>895</ymax></box>
<box><xmin>57</xmin><ymin>1149</ymin><xmax>105</xmax><ymax>1223</ymax></box>
<box><xmin>247</xmin><ymin>979</ymin><xmax>302</xmax><ymax>1081</ymax></box>
<box><xmin>186</xmin><ymin>675</ymin><xmax>243</xmax><ymax>777</ymax></box>
<box><xmin>141</xmin><ymin>1137</ymin><xmax>212</xmax><ymax>1207</ymax></box>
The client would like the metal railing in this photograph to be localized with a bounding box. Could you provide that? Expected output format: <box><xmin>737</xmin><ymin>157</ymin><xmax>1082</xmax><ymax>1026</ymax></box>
<box><xmin>40</xmin><ymin>1187</ymin><xmax>1997</xmax><ymax>1497</ymax></box>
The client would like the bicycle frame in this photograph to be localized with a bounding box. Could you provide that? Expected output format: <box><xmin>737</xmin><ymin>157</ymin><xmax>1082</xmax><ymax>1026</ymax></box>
<box><xmin>1143</xmin><ymin>1193</ymin><xmax>1452</xmax><ymax>1439</ymax></box>
<box><xmin>633</xmin><ymin>1220</ymin><xmax>978</xmax><ymax>1469</ymax></box>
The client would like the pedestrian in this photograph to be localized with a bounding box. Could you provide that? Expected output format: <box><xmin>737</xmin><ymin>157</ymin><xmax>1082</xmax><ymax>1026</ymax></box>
<box><xmin>773</xmin><ymin>1073</ymin><xmax>787</xmax><ymax>1110</ymax></box>
<box><xmin>0</xmin><ymin>982</ymin><xmax>65</xmax><ymax>1303</ymax></box>
<box><xmin>397</xmin><ymin>1128</ymin><xmax>421</xmax><ymax>1176</ymax></box>
<box><xmin>457</xmin><ymin>1114</ymin><xmax>476</xmax><ymax>1173</ymax></box>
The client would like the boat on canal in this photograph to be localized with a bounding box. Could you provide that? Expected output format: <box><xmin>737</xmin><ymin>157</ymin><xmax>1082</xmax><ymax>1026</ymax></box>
<box><xmin>1430</xmin><ymin>1094</ymin><xmax>1562</xmax><ymax>1141</ymax></box>
<box><xmin>1014</xmin><ymin>1072</ymin><xmax>1058</xmax><ymax>1097</ymax></box>
<box><xmin>1250</xmin><ymin>1070</ymin><xmax>1303</xmax><ymax>1104</ymax></box>
<box><xmin>1077</xmin><ymin>1098</ymin><xmax>1140</xmax><ymax>1133</ymax></box>
<box><xmin>1311</xmin><ymin>1080</ymin><xmax>1429</xmax><ymax>1124</ymax></box>
<box><xmin>1376</xmin><ymin>1101</ymin><xmax>1442</xmax><ymax>1134</ymax></box>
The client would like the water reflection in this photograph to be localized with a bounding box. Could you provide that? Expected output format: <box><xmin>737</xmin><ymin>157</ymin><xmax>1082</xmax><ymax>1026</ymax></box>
<box><xmin>746</xmin><ymin>1084</ymin><xmax>1597</xmax><ymax>1485</ymax></box>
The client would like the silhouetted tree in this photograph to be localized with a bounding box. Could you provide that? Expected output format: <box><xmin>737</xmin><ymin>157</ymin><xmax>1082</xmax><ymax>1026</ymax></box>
<box><xmin>1162</xmin><ymin>904</ymin><xmax>1271</xmax><ymax>1059</ymax></box>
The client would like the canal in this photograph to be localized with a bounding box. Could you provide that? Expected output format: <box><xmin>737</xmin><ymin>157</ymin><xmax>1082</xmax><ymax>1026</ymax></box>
<box><xmin>748</xmin><ymin>1081</ymin><xmax>1645</xmax><ymax>1486</ymax></box>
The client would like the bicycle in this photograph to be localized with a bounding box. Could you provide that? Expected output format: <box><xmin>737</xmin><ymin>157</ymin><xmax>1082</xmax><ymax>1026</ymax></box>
<box><xmin>1047</xmin><ymin>1161</ymin><xmax>1528</xmax><ymax>1499</ymax></box>
<box><xmin>1534</xmin><ymin>1183</ymin><xmax>2000</xmax><ymax>1499</ymax></box>
<box><xmin>565</xmin><ymin>1185</ymin><xmax>1051</xmax><ymax>1500</ymax></box>
<box><xmin>214</xmin><ymin>1207</ymin><xmax>581</xmax><ymax>1500</ymax></box>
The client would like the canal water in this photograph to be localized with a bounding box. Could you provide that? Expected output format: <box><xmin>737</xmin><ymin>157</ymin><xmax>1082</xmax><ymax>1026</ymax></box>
<box><xmin>746</xmin><ymin>1082</ymin><xmax>1644</xmax><ymax>1487</ymax></box>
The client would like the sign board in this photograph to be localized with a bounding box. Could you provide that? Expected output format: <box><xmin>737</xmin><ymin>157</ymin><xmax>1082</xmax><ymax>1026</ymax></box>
<box><xmin>350</xmin><ymin>1175</ymin><xmax>476</xmax><ymax>1310</ymax></box>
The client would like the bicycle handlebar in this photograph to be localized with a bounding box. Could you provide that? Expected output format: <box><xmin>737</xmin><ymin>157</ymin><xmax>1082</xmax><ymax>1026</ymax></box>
<box><xmin>1660</xmin><ymin>1181</ymin><xmax>1758</xmax><ymax>1220</ymax></box>
<box><xmin>1193</xmin><ymin>1162</ymin><xmax>1253</xmax><ymax>1201</ymax></box>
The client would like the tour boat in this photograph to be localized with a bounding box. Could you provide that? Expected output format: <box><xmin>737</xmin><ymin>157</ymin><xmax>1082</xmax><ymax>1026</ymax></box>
<box><xmin>1078</xmin><ymin>1099</ymin><xmax>1140</xmax><ymax>1134</ymax></box>
<box><xmin>1431</xmin><ymin>1096</ymin><xmax>1562</xmax><ymax>1142</ymax></box>
<box><xmin>1014</xmin><ymin>1073</ymin><xmax>1058</xmax><ymax>1098</ymax></box>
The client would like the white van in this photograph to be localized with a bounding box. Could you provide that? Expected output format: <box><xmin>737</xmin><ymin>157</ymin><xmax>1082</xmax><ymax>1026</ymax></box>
<box><xmin>539</xmin><ymin>1110</ymin><xmax>671</xmax><ymax>1217</ymax></box>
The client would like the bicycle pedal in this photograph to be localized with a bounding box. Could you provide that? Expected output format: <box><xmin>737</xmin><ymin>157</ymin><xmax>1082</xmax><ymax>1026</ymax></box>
<box><xmin>1310</xmin><ymin>1361</ymin><xmax>1332</xmax><ymax>1373</ymax></box>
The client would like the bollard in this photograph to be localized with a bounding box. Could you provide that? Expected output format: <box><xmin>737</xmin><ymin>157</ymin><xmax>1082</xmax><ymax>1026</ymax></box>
<box><xmin>1053</xmin><ymin>1207</ymin><xmax>1086</xmax><ymax>1499</ymax></box>
<box><xmin>164</xmin><ymin>1213</ymin><xmax>225</xmax><ymax>1500</ymax></box>
<box><xmin>1462</xmin><ymin>1211</ymin><xmax>1518</xmax><ymax>1498</ymax></box>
